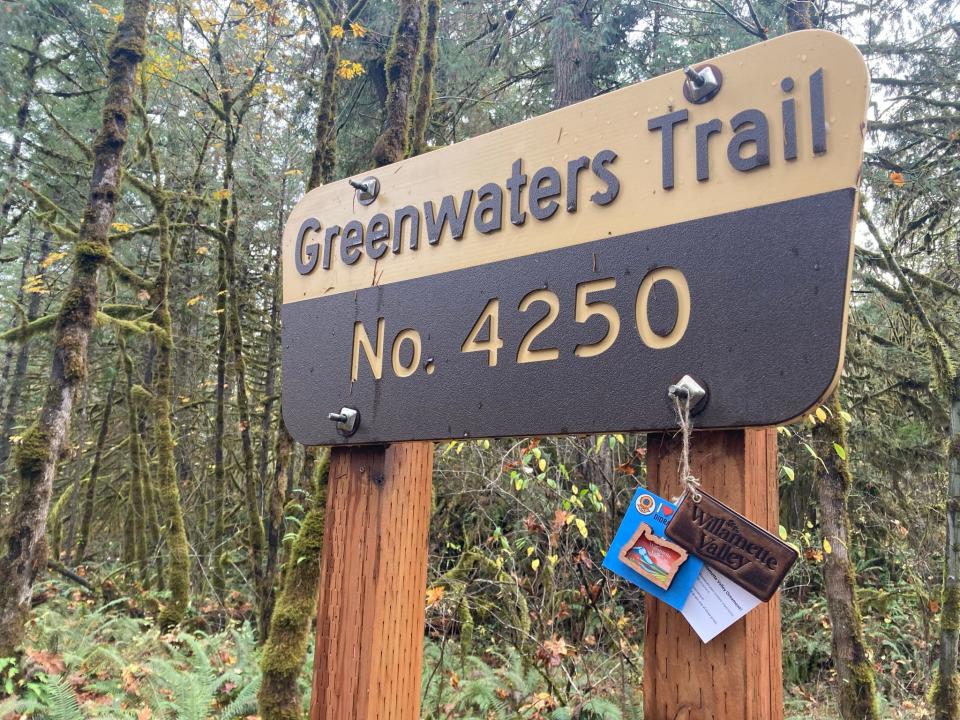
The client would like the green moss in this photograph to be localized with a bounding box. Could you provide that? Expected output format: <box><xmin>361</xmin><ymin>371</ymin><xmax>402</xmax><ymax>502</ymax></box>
<box><xmin>372</xmin><ymin>0</ymin><xmax>423</xmax><ymax>167</ymax></box>
<box><xmin>839</xmin><ymin>660</ymin><xmax>881</xmax><ymax>719</ymax></box>
<box><xmin>258</xmin><ymin>453</ymin><xmax>329</xmax><ymax>720</ymax></box>
<box><xmin>931</xmin><ymin>668</ymin><xmax>960</xmax><ymax>720</ymax></box>
<box><xmin>942</xmin><ymin>582</ymin><xmax>960</xmax><ymax>633</ymax></box>
<box><xmin>75</xmin><ymin>241</ymin><xmax>111</xmax><ymax>272</ymax></box>
<box><xmin>15</xmin><ymin>424</ymin><xmax>51</xmax><ymax>481</ymax></box>
<box><xmin>410</xmin><ymin>0</ymin><xmax>440</xmax><ymax>156</ymax></box>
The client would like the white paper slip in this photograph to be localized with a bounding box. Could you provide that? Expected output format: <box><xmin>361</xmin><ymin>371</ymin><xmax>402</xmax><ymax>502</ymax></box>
<box><xmin>681</xmin><ymin>565</ymin><xmax>762</xmax><ymax>643</ymax></box>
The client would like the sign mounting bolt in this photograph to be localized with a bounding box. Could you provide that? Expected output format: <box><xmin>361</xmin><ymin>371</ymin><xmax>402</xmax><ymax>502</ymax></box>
<box><xmin>668</xmin><ymin>375</ymin><xmax>708</xmax><ymax>415</ymax></box>
<box><xmin>349</xmin><ymin>176</ymin><xmax>380</xmax><ymax>206</ymax></box>
<box><xmin>328</xmin><ymin>406</ymin><xmax>361</xmax><ymax>436</ymax></box>
<box><xmin>682</xmin><ymin>64</ymin><xmax>722</xmax><ymax>104</ymax></box>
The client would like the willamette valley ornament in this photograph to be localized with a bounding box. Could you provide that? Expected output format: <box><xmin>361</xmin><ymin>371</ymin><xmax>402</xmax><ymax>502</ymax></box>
<box><xmin>665</xmin><ymin>490</ymin><xmax>798</xmax><ymax>602</ymax></box>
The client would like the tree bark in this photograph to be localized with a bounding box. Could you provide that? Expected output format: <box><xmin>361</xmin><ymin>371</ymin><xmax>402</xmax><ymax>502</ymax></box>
<box><xmin>118</xmin><ymin>336</ymin><xmax>148</xmax><ymax>583</ymax></box>
<box><xmin>786</xmin><ymin>0</ymin><xmax>816</xmax><ymax>31</ymax></box>
<box><xmin>0</xmin><ymin>0</ymin><xmax>149</xmax><ymax>658</ymax></box>
<box><xmin>812</xmin><ymin>392</ymin><xmax>880</xmax><ymax>720</ymax></box>
<box><xmin>212</xmin><ymin>203</ymin><xmax>229</xmax><ymax>600</ymax></box>
<box><xmin>371</xmin><ymin>0</ymin><xmax>423</xmax><ymax>167</ymax></box>
<box><xmin>258</xmin><ymin>452</ymin><xmax>328</xmax><ymax>720</ymax></box>
<box><xmin>74</xmin><ymin>374</ymin><xmax>118</xmax><ymax>562</ymax></box>
<box><xmin>550</xmin><ymin>0</ymin><xmax>594</xmax><ymax>109</ymax></box>
<box><xmin>410</xmin><ymin>0</ymin><xmax>440</xmax><ymax>157</ymax></box>
<box><xmin>0</xmin><ymin>31</ymin><xmax>41</xmax><ymax>251</ymax></box>
<box><xmin>938</xmin><ymin>374</ymin><xmax>960</xmax><ymax>720</ymax></box>
<box><xmin>0</xmin><ymin>233</ymin><xmax>49</xmax><ymax>474</ymax></box>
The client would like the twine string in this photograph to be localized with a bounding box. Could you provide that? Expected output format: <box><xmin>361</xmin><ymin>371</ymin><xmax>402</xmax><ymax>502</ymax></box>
<box><xmin>672</xmin><ymin>392</ymin><xmax>702</xmax><ymax>503</ymax></box>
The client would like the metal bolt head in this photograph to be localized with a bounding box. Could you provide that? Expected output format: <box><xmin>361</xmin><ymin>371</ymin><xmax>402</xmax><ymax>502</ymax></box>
<box><xmin>328</xmin><ymin>406</ymin><xmax>360</xmax><ymax>436</ymax></box>
<box><xmin>682</xmin><ymin>64</ymin><xmax>722</xmax><ymax>104</ymax></box>
<box><xmin>349</xmin><ymin>176</ymin><xmax>379</xmax><ymax>206</ymax></box>
<box><xmin>668</xmin><ymin>375</ymin><xmax>708</xmax><ymax>415</ymax></box>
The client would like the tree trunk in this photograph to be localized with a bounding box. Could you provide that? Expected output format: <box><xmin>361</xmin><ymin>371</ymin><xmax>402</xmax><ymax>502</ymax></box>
<box><xmin>0</xmin><ymin>233</ymin><xmax>49</xmax><ymax>474</ymax></box>
<box><xmin>258</xmin><ymin>202</ymin><xmax>290</xmax><ymax>640</ymax></box>
<box><xmin>410</xmin><ymin>0</ymin><xmax>440</xmax><ymax>157</ymax></box>
<box><xmin>258</xmin><ymin>453</ymin><xmax>328</xmax><ymax>720</ymax></box>
<box><xmin>0</xmin><ymin>0</ymin><xmax>149</xmax><ymax>658</ymax></box>
<box><xmin>119</xmin><ymin>337</ymin><xmax>149</xmax><ymax>583</ymax></box>
<box><xmin>212</xmin><ymin>207</ymin><xmax>229</xmax><ymax>600</ymax></box>
<box><xmin>0</xmin><ymin>31</ymin><xmax>41</xmax><ymax>249</ymax></box>
<box><xmin>147</xmin><ymin>157</ymin><xmax>192</xmax><ymax>630</ymax></box>
<box><xmin>260</xmin><ymin>419</ymin><xmax>292</xmax><ymax>641</ymax></box>
<box><xmin>221</xmin><ymin>123</ymin><xmax>267</xmax><ymax>621</ymax></box>
<box><xmin>371</xmin><ymin>0</ymin><xmax>423</xmax><ymax>167</ymax></box>
<box><xmin>786</xmin><ymin>0</ymin><xmax>816</xmax><ymax>31</ymax></box>
<box><xmin>308</xmin><ymin>39</ymin><xmax>342</xmax><ymax>189</ymax></box>
<box><xmin>550</xmin><ymin>0</ymin><xmax>594</xmax><ymax>109</ymax></box>
<box><xmin>74</xmin><ymin>374</ymin><xmax>118</xmax><ymax>562</ymax></box>
<box><xmin>812</xmin><ymin>391</ymin><xmax>880</xmax><ymax>720</ymax></box>
<box><xmin>935</xmin><ymin>374</ymin><xmax>960</xmax><ymax>720</ymax></box>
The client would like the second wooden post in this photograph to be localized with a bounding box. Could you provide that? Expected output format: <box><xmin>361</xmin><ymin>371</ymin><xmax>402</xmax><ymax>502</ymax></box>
<box><xmin>644</xmin><ymin>428</ymin><xmax>783</xmax><ymax>720</ymax></box>
<box><xmin>310</xmin><ymin>442</ymin><xmax>433</xmax><ymax>720</ymax></box>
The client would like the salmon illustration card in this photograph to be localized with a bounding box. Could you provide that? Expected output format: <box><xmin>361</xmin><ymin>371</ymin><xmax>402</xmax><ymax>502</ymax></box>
<box><xmin>603</xmin><ymin>489</ymin><xmax>702</xmax><ymax>611</ymax></box>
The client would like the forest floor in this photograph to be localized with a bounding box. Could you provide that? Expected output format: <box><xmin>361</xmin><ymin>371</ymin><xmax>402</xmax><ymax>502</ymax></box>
<box><xmin>0</xmin><ymin>575</ymin><xmax>933</xmax><ymax>719</ymax></box>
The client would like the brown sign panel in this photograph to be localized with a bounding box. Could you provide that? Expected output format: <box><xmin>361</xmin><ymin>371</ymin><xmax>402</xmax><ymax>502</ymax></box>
<box><xmin>281</xmin><ymin>30</ymin><xmax>869</xmax><ymax>446</ymax></box>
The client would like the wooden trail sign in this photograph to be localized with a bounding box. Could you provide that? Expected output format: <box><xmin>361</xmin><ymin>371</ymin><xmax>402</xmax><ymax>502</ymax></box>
<box><xmin>282</xmin><ymin>30</ymin><xmax>869</xmax><ymax>447</ymax></box>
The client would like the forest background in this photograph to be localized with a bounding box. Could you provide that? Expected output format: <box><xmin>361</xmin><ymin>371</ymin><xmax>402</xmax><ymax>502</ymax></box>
<box><xmin>0</xmin><ymin>0</ymin><xmax>957</xmax><ymax>718</ymax></box>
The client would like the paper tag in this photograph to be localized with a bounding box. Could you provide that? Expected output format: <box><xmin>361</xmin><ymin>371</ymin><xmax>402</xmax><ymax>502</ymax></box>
<box><xmin>603</xmin><ymin>489</ymin><xmax>703</xmax><ymax>611</ymax></box>
<box><xmin>664</xmin><ymin>490</ymin><xmax>798</xmax><ymax>602</ymax></box>
<box><xmin>681</xmin><ymin>565</ymin><xmax>762</xmax><ymax>643</ymax></box>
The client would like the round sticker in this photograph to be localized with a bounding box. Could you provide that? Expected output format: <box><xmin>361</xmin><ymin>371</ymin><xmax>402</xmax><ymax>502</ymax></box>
<box><xmin>635</xmin><ymin>493</ymin><xmax>656</xmax><ymax>515</ymax></box>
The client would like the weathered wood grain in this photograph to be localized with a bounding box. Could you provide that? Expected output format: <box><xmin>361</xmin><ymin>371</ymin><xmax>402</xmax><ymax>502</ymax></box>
<box><xmin>644</xmin><ymin>428</ymin><xmax>783</xmax><ymax>720</ymax></box>
<box><xmin>310</xmin><ymin>441</ymin><xmax>433</xmax><ymax>720</ymax></box>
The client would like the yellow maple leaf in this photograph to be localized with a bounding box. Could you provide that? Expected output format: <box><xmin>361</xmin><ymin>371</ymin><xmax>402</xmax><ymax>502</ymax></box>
<box><xmin>211</xmin><ymin>188</ymin><xmax>231</xmax><ymax>201</ymax></box>
<box><xmin>330</xmin><ymin>24</ymin><xmax>344</xmax><ymax>39</ymax></box>
<box><xmin>92</xmin><ymin>3</ymin><xmax>109</xmax><ymax>16</ymax></box>
<box><xmin>112</xmin><ymin>222</ymin><xmax>133</xmax><ymax>232</ymax></box>
<box><xmin>186</xmin><ymin>294</ymin><xmax>204</xmax><ymax>307</ymax></box>
<box><xmin>350</xmin><ymin>22</ymin><xmax>366</xmax><ymax>37</ymax></box>
<box><xmin>40</xmin><ymin>252</ymin><xmax>67</xmax><ymax>269</ymax></box>
<box><xmin>425</xmin><ymin>585</ymin><xmax>445</xmax><ymax>608</ymax></box>
<box><xmin>336</xmin><ymin>60</ymin><xmax>364</xmax><ymax>80</ymax></box>
<box><xmin>195</xmin><ymin>245</ymin><xmax>209</xmax><ymax>256</ymax></box>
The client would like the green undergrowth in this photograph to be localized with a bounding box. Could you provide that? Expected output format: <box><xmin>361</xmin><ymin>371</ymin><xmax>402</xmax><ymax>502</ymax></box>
<box><xmin>0</xmin><ymin>572</ymin><xmax>936</xmax><ymax>719</ymax></box>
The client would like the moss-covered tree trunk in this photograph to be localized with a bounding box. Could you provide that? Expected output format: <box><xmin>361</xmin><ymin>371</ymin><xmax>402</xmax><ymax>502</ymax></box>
<box><xmin>153</xmin><ymin>236</ymin><xmax>192</xmax><ymax>628</ymax></box>
<box><xmin>74</xmin><ymin>373</ymin><xmax>118</xmax><ymax>562</ymax></box>
<box><xmin>371</xmin><ymin>0</ymin><xmax>423</xmax><ymax>167</ymax></box>
<box><xmin>862</xmin><ymin>207</ymin><xmax>960</xmax><ymax>719</ymax></box>
<box><xmin>308</xmin><ymin>36</ymin><xmax>341</xmax><ymax>189</ymax></box>
<box><xmin>260</xmin><ymin>418</ymin><xmax>292</xmax><ymax>641</ymax></box>
<box><xmin>0</xmin><ymin>0</ymin><xmax>149</xmax><ymax>658</ymax></box>
<box><xmin>0</xmin><ymin>31</ymin><xmax>41</xmax><ymax>246</ymax></box>
<box><xmin>258</xmin><ymin>452</ymin><xmax>328</xmax><ymax>720</ymax></box>
<box><xmin>938</xmin><ymin>375</ymin><xmax>960</xmax><ymax>720</ymax></box>
<box><xmin>212</xmin><ymin>207</ymin><xmax>229</xmax><ymax>600</ymax></box>
<box><xmin>812</xmin><ymin>391</ymin><xmax>880</xmax><ymax>720</ymax></box>
<box><xmin>119</xmin><ymin>337</ymin><xmax>149</xmax><ymax>583</ymax></box>
<box><xmin>410</xmin><ymin>0</ymin><xmax>439</xmax><ymax>157</ymax></box>
<box><xmin>0</xmin><ymin>233</ymin><xmax>50</xmax><ymax>474</ymax></box>
<box><xmin>259</xmin><ymin>229</ymin><xmax>290</xmax><ymax>641</ymax></box>
<box><xmin>219</xmin><ymin>114</ymin><xmax>268</xmax><ymax>620</ymax></box>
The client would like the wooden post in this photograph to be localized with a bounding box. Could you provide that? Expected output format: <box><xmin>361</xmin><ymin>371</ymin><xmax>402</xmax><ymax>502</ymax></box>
<box><xmin>644</xmin><ymin>428</ymin><xmax>783</xmax><ymax>720</ymax></box>
<box><xmin>310</xmin><ymin>442</ymin><xmax>433</xmax><ymax>720</ymax></box>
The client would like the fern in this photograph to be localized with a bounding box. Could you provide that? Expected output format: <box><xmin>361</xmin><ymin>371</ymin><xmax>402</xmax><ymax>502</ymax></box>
<box><xmin>216</xmin><ymin>676</ymin><xmax>260</xmax><ymax>719</ymax></box>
